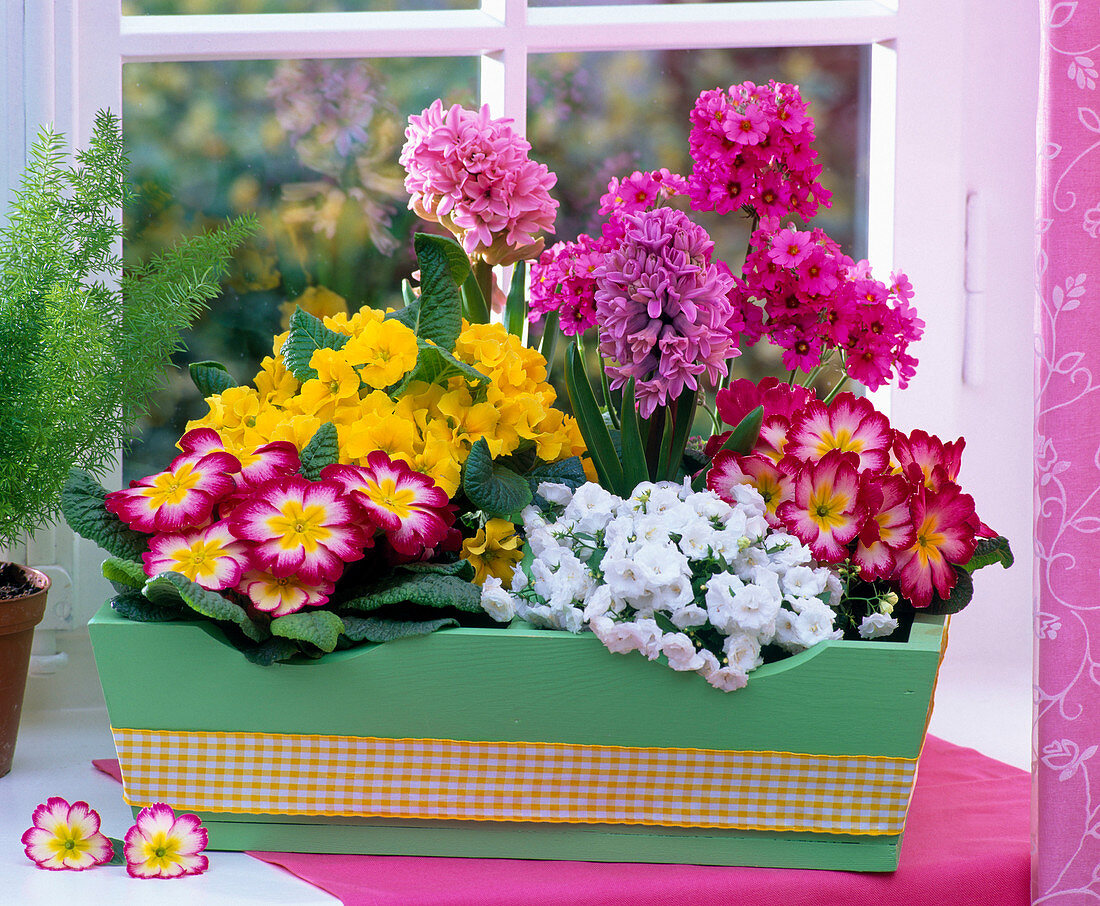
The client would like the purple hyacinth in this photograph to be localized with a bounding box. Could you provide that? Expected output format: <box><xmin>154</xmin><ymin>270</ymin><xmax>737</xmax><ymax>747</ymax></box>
<box><xmin>595</xmin><ymin>208</ymin><xmax>739</xmax><ymax>418</ymax></box>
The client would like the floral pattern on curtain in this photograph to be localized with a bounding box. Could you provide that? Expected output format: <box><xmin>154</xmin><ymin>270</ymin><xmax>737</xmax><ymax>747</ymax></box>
<box><xmin>1035</xmin><ymin>2</ymin><xmax>1100</xmax><ymax>902</ymax></box>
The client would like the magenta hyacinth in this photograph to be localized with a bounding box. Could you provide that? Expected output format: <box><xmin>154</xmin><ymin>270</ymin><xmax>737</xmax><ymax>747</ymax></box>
<box><xmin>594</xmin><ymin>207</ymin><xmax>738</xmax><ymax>418</ymax></box>
<box><xmin>400</xmin><ymin>100</ymin><xmax>558</xmax><ymax>264</ymax></box>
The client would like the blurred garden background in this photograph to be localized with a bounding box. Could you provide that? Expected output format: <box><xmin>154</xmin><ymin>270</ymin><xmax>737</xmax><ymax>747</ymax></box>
<box><xmin>120</xmin><ymin>14</ymin><xmax>866</xmax><ymax>480</ymax></box>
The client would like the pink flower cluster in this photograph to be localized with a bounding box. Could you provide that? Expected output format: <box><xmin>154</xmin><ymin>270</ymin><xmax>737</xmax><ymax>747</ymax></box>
<box><xmin>688</xmin><ymin>80</ymin><xmax>831</xmax><ymax>224</ymax></box>
<box><xmin>528</xmin><ymin>233</ymin><xmax>609</xmax><ymax>336</ymax></box>
<box><xmin>733</xmin><ymin>227</ymin><xmax>924</xmax><ymax>389</ymax></box>
<box><xmin>594</xmin><ymin>207</ymin><xmax>740</xmax><ymax>418</ymax></box>
<box><xmin>106</xmin><ymin>430</ymin><xmax>456</xmax><ymax>617</ymax></box>
<box><xmin>529</xmin><ymin>168</ymin><xmax>691</xmax><ymax>338</ymax></box>
<box><xmin>708</xmin><ymin>380</ymin><xmax>986</xmax><ymax>607</ymax></box>
<box><xmin>400</xmin><ymin>100</ymin><xmax>558</xmax><ymax>265</ymax></box>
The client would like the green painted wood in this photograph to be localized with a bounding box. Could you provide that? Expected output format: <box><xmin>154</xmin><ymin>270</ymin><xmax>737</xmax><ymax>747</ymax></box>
<box><xmin>127</xmin><ymin>807</ymin><xmax>903</xmax><ymax>871</ymax></box>
<box><xmin>92</xmin><ymin>605</ymin><xmax>945</xmax><ymax>870</ymax></box>
<box><xmin>89</xmin><ymin>606</ymin><xmax>944</xmax><ymax>757</ymax></box>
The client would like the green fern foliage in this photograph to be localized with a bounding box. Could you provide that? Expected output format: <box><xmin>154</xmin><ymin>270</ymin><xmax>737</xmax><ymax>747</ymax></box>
<box><xmin>0</xmin><ymin>110</ymin><xmax>254</xmax><ymax>547</ymax></box>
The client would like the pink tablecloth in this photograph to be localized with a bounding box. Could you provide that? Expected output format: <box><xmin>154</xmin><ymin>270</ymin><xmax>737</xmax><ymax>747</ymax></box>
<box><xmin>96</xmin><ymin>734</ymin><xmax>1030</xmax><ymax>906</ymax></box>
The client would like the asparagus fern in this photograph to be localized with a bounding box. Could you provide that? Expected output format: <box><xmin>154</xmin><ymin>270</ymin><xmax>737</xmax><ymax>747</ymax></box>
<box><xmin>0</xmin><ymin>110</ymin><xmax>254</xmax><ymax>547</ymax></box>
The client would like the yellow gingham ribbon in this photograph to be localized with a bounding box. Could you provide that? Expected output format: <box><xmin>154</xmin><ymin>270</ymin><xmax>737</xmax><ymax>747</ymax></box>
<box><xmin>112</xmin><ymin>727</ymin><xmax>918</xmax><ymax>835</ymax></box>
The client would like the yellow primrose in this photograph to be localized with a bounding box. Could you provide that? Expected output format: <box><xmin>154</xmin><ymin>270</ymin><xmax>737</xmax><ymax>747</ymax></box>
<box><xmin>343</xmin><ymin>318</ymin><xmax>419</xmax><ymax>389</ymax></box>
<box><xmin>462</xmin><ymin>518</ymin><xmax>524</xmax><ymax>587</ymax></box>
<box><xmin>253</xmin><ymin>355</ymin><xmax>299</xmax><ymax>406</ymax></box>
<box><xmin>324</xmin><ymin>304</ymin><xmax>384</xmax><ymax>337</ymax></box>
<box><xmin>344</xmin><ymin>413</ymin><xmax>419</xmax><ymax>464</ymax></box>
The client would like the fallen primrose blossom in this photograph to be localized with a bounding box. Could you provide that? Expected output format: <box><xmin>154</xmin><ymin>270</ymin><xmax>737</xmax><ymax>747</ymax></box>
<box><xmin>21</xmin><ymin>797</ymin><xmax>114</xmax><ymax>871</ymax></box>
<box><xmin>123</xmin><ymin>803</ymin><xmax>209</xmax><ymax>880</ymax></box>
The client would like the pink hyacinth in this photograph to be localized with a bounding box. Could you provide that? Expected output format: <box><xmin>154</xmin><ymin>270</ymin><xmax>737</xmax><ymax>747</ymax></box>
<box><xmin>687</xmin><ymin>80</ymin><xmax>831</xmax><ymax>224</ymax></box>
<box><xmin>594</xmin><ymin>207</ymin><xmax>739</xmax><ymax>418</ymax></box>
<box><xmin>400</xmin><ymin>100</ymin><xmax>558</xmax><ymax>264</ymax></box>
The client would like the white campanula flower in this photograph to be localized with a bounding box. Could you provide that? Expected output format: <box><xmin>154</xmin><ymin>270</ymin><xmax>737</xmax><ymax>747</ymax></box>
<box><xmin>583</xmin><ymin>584</ymin><xmax>614</xmax><ymax>620</ymax></box>
<box><xmin>723</xmin><ymin>631</ymin><xmax>764</xmax><ymax>673</ymax></box>
<box><xmin>775</xmin><ymin>601</ymin><xmax>841</xmax><ymax>651</ymax></box>
<box><xmin>670</xmin><ymin>602</ymin><xmax>709</xmax><ymax>628</ymax></box>
<box><xmin>705</xmin><ymin>665</ymin><xmax>749</xmax><ymax>692</ymax></box>
<box><xmin>763</xmin><ymin>532</ymin><xmax>814</xmax><ymax>568</ymax></box>
<box><xmin>704</xmin><ymin>571</ymin><xmax>745</xmax><ymax>632</ymax></box>
<box><xmin>651</xmin><ymin>573</ymin><xmax>695</xmax><ymax>613</ymax></box>
<box><xmin>564</xmin><ymin>482</ymin><xmax>617</xmax><ymax>533</ymax></box>
<box><xmin>781</xmin><ymin>564</ymin><xmax>828</xmax><ymax>598</ymax></box>
<box><xmin>676</xmin><ymin>518</ymin><xmax>718</xmax><ymax>561</ymax></box>
<box><xmin>661</xmin><ymin>632</ymin><xmax>708</xmax><ymax>672</ymax></box>
<box><xmin>510</xmin><ymin>561</ymin><xmax>529</xmax><ymax>592</ymax></box>
<box><xmin>694</xmin><ymin>648</ymin><xmax>721</xmax><ymax>679</ymax></box>
<box><xmin>729</xmin><ymin>581</ymin><xmax>782</xmax><ymax>637</ymax></box>
<box><xmin>688</xmin><ymin>489</ymin><xmax>734</xmax><ymax>521</ymax></box>
<box><xmin>480</xmin><ymin>576</ymin><xmax>516</xmax><ymax>622</ymax></box>
<box><xmin>550</xmin><ymin>599</ymin><xmax>586</xmax><ymax>633</ymax></box>
<box><xmin>637</xmin><ymin>541</ymin><xmax>690</xmax><ymax>587</ymax></box>
<box><xmin>537</xmin><ymin>481</ymin><xmax>575</xmax><ymax>507</ymax></box>
<box><xmin>602</xmin><ymin>555</ymin><xmax>651</xmax><ymax>601</ymax></box>
<box><xmin>859</xmin><ymin>612</ymin><xmax>899</xmax><ymax>639</ymax></box>
<box><xmin>723</xmin><ymin>482</ymin><xmax>768</xmax><ymax>519</ymax></box>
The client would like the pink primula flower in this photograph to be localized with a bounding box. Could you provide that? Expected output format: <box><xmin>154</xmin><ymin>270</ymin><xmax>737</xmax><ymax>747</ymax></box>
<box><xmin>240</xmin><ymin>569</ymin><xmax>335</xmax><ymax>616</ymax></box>
<box><xmin>106</xmin><ymin>450</ymin><xmax>240</xmax><ymax>534</ymax></box>
<box><xmin>123</xmin><ymin>803</ymin><xmax>208</xmax><ymax>880</ymax></box>
<box><xmin>323</xmin><ymin>453</ymin><xmax>454</xmax><ymax>557</ymax></box>
<box><xmin>785</xmin><ymin>392</ymin><xmax>893</xmax><ymax>474</ymax></box>
<box><xmin>894</xmin><ymin>482</ymin><xmax>980</xmax><ymax>607</ymax></box>
<box><xmin>143</xmin><ymin>523</ymin><xmax>251</xmax><ymax>590</ymax></box>
<box><xmin>179</xmin><ymin>429</ymin><xmax>301</xmax><ymax>489</ymax></box>
<box><xmin>228</xmin><ymin>475</ymin><xmax>370</xmax><ymax>584</ymax></box>
<box><xmin>892</xmin><ymin>428</ymin><xmax>966</xmax><ymax>492</ymax></box>
<box><xmin>776</xmin><ymin>449</ymin><xmax>865</xmax><ymax>563</ymax></box>
<box><xmin>852</xmin><ymin>473</ymin><xmax>917</xmax><ymax>580</ymax></box>
<box><xmin>22</xmin><ymin>798</ymin><xmax>113</xmax><ymax>871</ymax></box>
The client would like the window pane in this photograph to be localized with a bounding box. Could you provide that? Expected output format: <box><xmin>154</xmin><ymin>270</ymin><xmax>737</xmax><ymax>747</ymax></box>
<box><xmin>528</xmin><ymin>46</ymin><xmax>868</xmax><ymax>383</ymax></box>
<box><xmin>122</xmin><ymin>57</ymin><xmax>478</xmax><ymax>481</ymax></box>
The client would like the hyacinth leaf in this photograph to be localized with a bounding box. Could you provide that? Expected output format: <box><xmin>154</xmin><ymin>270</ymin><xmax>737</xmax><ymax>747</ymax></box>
<box><xmin>110</xmin><ymin>591</ymin><xmax>184</xmax><ymax>623</ymax></box>
<box><xmin>270</xmin><ymin>610</ymin><xmax>345</xmax><ymax>653</ymax></box>
<box><xmin>663</xmin><ymin>387</ymin><xmax>699</xmax><ymax>483</ymax></box>
<box><xmin>398</xmin><ymin>558</ymin><xmax>476</xmax><ymax>582</ymax></box>
<box><xmin>102</xmin><ymin>556</ymin><xmax>147</xmax><ymax>589</ymax></box>
<box><xmin>239</xmin><ymin>637</ymin><xmax>301</xmax><ymax>666</ymax></box>
<box><xmin>461</xmin><ymin>270</ymin><xmax>491</xmax><ymax>326</ymax></box>
<box><xmin>339</xmin><ymin>571</ymin><xmax>483</xmax><ymax>613</ymax></box>
<box><xmin>61</xmin><ymin>469</ymin><xmax>149</xmax><ymax>563</ymax></box>
<box><xmin>300</xmin><ymin>421</ymin><xmax>339</xmax><ymax>481</ymax></box>
<box><xmin>339</xmin><ymin>614</ymin><xmax>460</xmax><ymax>644</ymax></box>
<box><xmin>283</xmin><ymin>306</ymin><xmax>349</xmax><ymax>382</ymax></box>
<box><xmin>921</xmin><ymin>565</ymin><xmax>975</xmax><ymax>615</ymax></box>
<box><xmin>538</xmin><ymin>311</ymin><xmax>560</xmax><ymax>372</ymax></box>
<box><xmin>691</xmin><ymin>405</ymin><xmax>764</xmax><ymax>491</ymax></box>
<box><xmin>618</xmin><ymin>378</ymin><xmax>650</xmax><ymax>489</ymax></box>
<box><xmin>413</xmin><ymin>232</ymin><xmax>468</xmax><ymax>351</ymax></box>
<box><xmin>963</xmin><ymin>535</ymin><xmax>1015</xmax><ymax>573</ymax></box>
<box><xmin>504</xmin><ymin>260</ymin><xmax>527</xmax><ymax>338</ymax></box>
<box><xmin>143</xmin><ymin>571</ymin><xmax>267</xmax><ymax>641</ymax></box>
<box><xmin>463</xmin><ymin>437</ymin><xmax>533</xmax><ymax>517</ymax></box>
<box><xmin>565</xmin><ymin>343</ymin><xmax>626</xmax><ymax>496</ymax></box>
<box><xmin>189</xmin><ymin>360</ymin><xmax>237</xmax><ymax>399</ymax></box>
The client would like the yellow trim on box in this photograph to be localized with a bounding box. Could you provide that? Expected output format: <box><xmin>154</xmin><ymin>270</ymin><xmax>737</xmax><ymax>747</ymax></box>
<box><xmin>111</xmin><ymin>727</ymin><xmax>919</xmax><ymax>836</ymax></box>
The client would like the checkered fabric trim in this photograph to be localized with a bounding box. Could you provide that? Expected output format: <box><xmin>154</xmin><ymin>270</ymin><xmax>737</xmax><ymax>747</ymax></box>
<box><xmin>111</xmin><ymin>728</ymin><xmax>918</xmax><ymax>835</ymax></box>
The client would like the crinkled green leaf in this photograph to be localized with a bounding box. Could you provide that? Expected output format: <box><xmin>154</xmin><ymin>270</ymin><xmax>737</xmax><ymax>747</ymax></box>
<box><xmin>110</xmin><ymin>591</ymin><xmax>183</xmax><ymax>623</ymax></box>
<box><xmin>300</xmin><ymin>421</ymin><xmax>339</xmax><ymax>481</ymax></box>
<box><xmin>526</xmin><ymin>456</ymin><xmax>588</xmax><ymax>504</ymax></box>
<box><xmin>102</xmin><ymin>555</ymin><xmax>147</xmax><ymax>589</ymax></box>
<box><xmin>398</xmin><ymin>558</ymin><xmax>476</xmax><ymax>581</ymax></box>
<box><xmin>339</xmin><ymin>614</ymin><xmax>459</xmax><ymax>644</ymax></box>
<box><xmin>270</xmin><ymin>610</ymin><xmax>345</xmax><ymax>653</ymax></box>
<box><xmin>391</xmin><ymin>342</ymin><xmax>489</xmax><ymax>397</ymax></box>
<box><xmin>921</xmin><ymin>565</ymin><xmax>974</xmax><ymax>616</ymax></box>
<box><xmin>282</xmin><ymin>306</ymin><xmax>349</xmax><ymax>382</ymax></box>
<box><xmin>339</xmin><ymin>571</ymin><xmax>483</xmax><ymax>613</ymax></box>
<box><xmin>412</xmin><ymin>232</ymin><xmax>468</xmax><ymax>350</ymax></box>
<box><xmin>964</xmin><ymin>536</ymin><xmax>1015</xmax><ymax>573</ymax></box>
<box><xmin>143</xmin><ymin>571</ymin><xmax>267</xmax><ymax>641</ymax></box>
<box><xmin>463</xmin><ymin>437</ymin><xmax>533</xmax><ymax>517</ymax></box>
<box><xmin>239</xmin><ymin>637</ymin><xmax>302</xmax><ymax>666</ymax></box>
<box><xmin>61</xmin><ymin>469</ymin><xmax>148</xmax><ymax>562</ymax></box>
<box><xmin>189</xmin><ymin>360</ymin><xmax>237</xmax><ymax>398</ymax></box>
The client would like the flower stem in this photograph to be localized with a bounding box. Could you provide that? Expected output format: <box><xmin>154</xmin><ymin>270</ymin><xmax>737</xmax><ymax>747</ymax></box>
<box><xmin>471</xmin><ymin>259</ymin><xmax>494</xmax><ymax>323</ymax></box>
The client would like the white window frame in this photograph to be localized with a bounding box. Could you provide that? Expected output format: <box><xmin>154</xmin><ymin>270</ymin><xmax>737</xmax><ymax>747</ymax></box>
<box><xmin>12</xmin><ymin>2</ymin><xmax>1034</xmax><ymax>765</ymax></box>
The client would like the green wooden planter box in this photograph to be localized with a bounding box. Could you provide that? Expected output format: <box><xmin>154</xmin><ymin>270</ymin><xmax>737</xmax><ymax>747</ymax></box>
<box><xmin>88</xmin><ymin>603</ymin><xmax>946</xmax><ymax>871</ymax></box>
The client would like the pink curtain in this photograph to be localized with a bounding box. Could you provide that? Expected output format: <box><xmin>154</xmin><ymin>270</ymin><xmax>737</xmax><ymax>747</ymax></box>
<box><xmin>1035</xmin><ymin>3</ymin><xmax>1100</xmax><ymax>902</ymax></box>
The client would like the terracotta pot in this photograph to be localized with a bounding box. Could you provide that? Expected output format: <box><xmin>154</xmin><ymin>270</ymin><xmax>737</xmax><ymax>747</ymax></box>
<box><xmin>0</xmin><ymin>564</ymin><xmax>49</xmax><ymax>778</ymax></box>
